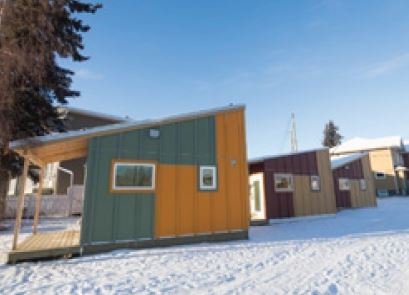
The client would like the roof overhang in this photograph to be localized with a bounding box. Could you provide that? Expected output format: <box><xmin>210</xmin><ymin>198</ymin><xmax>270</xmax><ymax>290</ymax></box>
<box><xmin>11</xmin><ymin>104</ymin><xmax>245</xmax><ymax>166</ymax></box>
<box><xmin>13</xmin><ymin>137</ymin><xmax>89</xmax><ymax>167</ymax></box>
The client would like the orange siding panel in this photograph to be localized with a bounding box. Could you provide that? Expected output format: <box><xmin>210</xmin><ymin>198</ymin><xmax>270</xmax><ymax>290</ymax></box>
<box><xmin>217</xmin><ymin>110</ymin><xmax>249</xmax><ymax>230</ymax></box>
<box><xmin>176</xmin><ymin>166</ymin><xmax>196</xmax><ymax>235</ymax></box>
<box><xmin>155</xmin><ymin>165</ymin><xmax>177</xmax><ymax>237</ymax></box>
<box><xmin>155</xmin><ymin>109</ymin><xmax>249</xmax><ymax>238</ymax></box>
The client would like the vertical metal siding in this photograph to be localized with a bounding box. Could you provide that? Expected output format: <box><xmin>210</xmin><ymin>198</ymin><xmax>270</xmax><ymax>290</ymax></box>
<box><xmin>249</xmin><ymin>150</ymin><xmax>336</xmax><ymax>219</ymax></box>
<box><xmin>81</xmin><ymin>116</ymin><xmax>217</xmax><ymax>245</ymax></box>
<box><xmin>332</xmin><ymin>158</ymin><xmax>364</xmax><ymax>208</ymax></box>
<box><xmin>154</xmin><ymin>110</ymin><xmax>249</xmax><ymax>237</ymax></box>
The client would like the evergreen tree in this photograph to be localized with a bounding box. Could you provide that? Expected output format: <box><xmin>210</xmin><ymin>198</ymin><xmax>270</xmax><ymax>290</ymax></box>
<box><xmin>322</xmin><ymin>120</ymin><xmax>343</xmax><ymax>148</ymax></box>
<box><xmin>0</xmin><ymin>0</ymin><xmax>101</xmax><ymax>224</ymax></box>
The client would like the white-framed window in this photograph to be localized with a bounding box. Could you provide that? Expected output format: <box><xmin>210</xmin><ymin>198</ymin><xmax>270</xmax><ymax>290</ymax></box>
<box><xmin>360</xmin><ymin>179</ymin><xmax>367</xmax><ymax>191</ymax></box>
<box><xmin>339</xmin><ymin>178</ymin><xmax>351</xmax><ymax>191</ymax></box>
<box><xmin>274</xmin><ymin>173</ymin><xmax>294</xmax><ymax>192</ymax></box>
<box><xmin>374</xmin><ymin>172</ymin><xmax>386</xmax><ymax>180</ymax></box>
<box><xmin>112</xmin><ymin>161</ymin><xmax>156</xmax><ymax>192</ymax></box>
<box><xmin>310</xmin><ymin>175</ymin><xmax>321</xmax><ymax>192</ymax></box>
<box><xmin>199</xmin><ymin>166</ymin><xmax>217</xmax><ymax>191</ymax></box>
<box><xmin>377</xmin><ymin>189</ymin><xmax>389</xmax><ymax>197</ymax></box>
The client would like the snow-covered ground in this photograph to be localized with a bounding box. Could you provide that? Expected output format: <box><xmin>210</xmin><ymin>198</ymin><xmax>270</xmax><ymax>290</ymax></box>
<box><xmin>1</xmin><ymin>197</ymin><xmax>409</xmax><ymax>294</ymax></box>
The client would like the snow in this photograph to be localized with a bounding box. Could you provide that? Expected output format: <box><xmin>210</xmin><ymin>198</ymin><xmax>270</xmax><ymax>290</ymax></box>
<box><xmin>1</xmin><ymin>197</ymin><xmax>409</xmax><ymax>294</ymax></box>
<box><xmin>404</xmin><ymin>139</ymin><xmax>409</xmax><ymax>152</ymax></box>
<box><xmin>331</xmin><ymin>136</ymin><xmax>404</xmax><ymax>154</ymax></box>
<box><xmin>330</xmin><ymin>153</ymin><xmax>366</xmax><ymax>169</ymax></box>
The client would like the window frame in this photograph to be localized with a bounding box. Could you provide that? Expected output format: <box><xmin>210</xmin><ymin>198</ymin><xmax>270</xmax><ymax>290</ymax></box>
<box><xmin>377</xmin><ymin>189</ymin><xmax>389</xmax><ymax>197</ymax></box>
<box><xmin>374</xmin><ymin>172</ymin><xmax>386</xmax><ymax>180</ymax></box>
<box><xmin>274</xmin><ymin>173</ymin><xmax>294</xmax><ymax>193</ymax></box>
<box><xmin>359</xmin><ymin>179</ymin><xmax>368</xmax><ymax>191</ymax></box>
<box><xmin>110</xmin><ymin>160</ymin><xmax>156</xmax><ymax>193</ymax></box>
<box><xmin>199</xmin><ymin>165</ymin><xmax>218</xmax><ymax>191</ymax></box>
<box><xmin>310</xmin><ymin>175</ymin><xmax>321</xmax><ymax>192</ymax></box>
<box><xmin>338</xmin><ymin>178</ymin><xmax>351</xmax><ymax>191</ymax></box>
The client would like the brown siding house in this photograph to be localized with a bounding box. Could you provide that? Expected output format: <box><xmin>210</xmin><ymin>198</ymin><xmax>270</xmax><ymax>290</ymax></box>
<box><xmin>331</xmin><ymin>153</ymin><xmax>377</xmax><ymax>209</ymax></box>
<box><xmin>249</xmin><ymin>149</ymin><xmax>337</xmax><ymax>220</ymax></box>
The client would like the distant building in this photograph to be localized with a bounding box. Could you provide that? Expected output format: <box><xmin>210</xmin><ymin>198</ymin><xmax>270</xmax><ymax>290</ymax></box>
<box><xmin>331</xmin><ymin>136</ymin><xmax>408</xmax><ymax>197</ymax></box>
<box><xmin>330</xmin><ymin>153</ymin><xmax>377</xmax><ymax>208</ymax></box>
<box><xmin>7</xmin><ymin>107</ymin><xmax>129</xmax><ymax>196</ymax></box>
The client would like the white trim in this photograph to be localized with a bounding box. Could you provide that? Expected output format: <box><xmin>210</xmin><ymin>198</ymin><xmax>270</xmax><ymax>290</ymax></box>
<box><xmin>199</xmin><ymin>166</ymin><xmax>217</xmax><ymax>191</ymax></box>
<box><xmin>377</xmin><ymin>189</ymin><xmax>389</xmax><ymax>197</ymax></box>
<box><xmin>374</xmin><ymin>172</ymin><xmax>386</xmax><ymax>180</ymax></box>
<box><xmin>310</xmin><ymin>175</ymin><xmax>321</xmax><ymax>192</ymax></box>
<box><xmin>112</xmin><ymin>162</ymin><xmax>156</xmax><ymax>191</ymax></box>
<box><xmin>360</xmin><ymin>179</ymin><xmax>368</xmax><ymax>191</ymax></box>
<box><xmin>274</xmin><ymin>173</ymin><xmax>294</xmax><ymax>193</ymax></box>
<box><xmin>339</xmin><ymin>178</ymin><xmax>351</xmax><ymax>191</ymax></box>
<box><xmin>249</xmin><ymin>173</ymin><xmax>266</xmax><ymax>220</ymax></box>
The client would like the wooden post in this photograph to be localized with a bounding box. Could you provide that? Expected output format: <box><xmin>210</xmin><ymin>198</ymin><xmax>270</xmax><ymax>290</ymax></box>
<box><xmin>12</xmin><ymin>157</ymin><xmax>29</xmax><ymax>250</ymax></box>
<box><xmin>32</xmin><ymin>166</ymin><xmax>44</xmax><ymax>234</ymax></box>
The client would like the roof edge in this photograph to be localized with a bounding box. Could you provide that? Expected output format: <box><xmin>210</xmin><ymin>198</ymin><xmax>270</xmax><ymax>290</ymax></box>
<box><xmin>11</xmin><ymin>104</ymin><xmax>246</xmax><ymax>150</ymax></box>
<box><xmin>330</xmin><ymin>152</ymin><xmax>368</xmax><ymax>170</ymax></box>
<box><xmin>249</xmin><ymin>147</ymin><xmax>329</xmax><ymax>164</ymax></box>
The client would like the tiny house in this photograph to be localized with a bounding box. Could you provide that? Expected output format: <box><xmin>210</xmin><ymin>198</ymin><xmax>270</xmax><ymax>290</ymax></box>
<box><xmin>7</xmin><ymin>105</ymin><xmax>249</xmax><ymax>263</ymax></box>
<box><xmin>248</xmin><ymin>149</ymin><xmax>337</xmax><ymax>221</ymax></box>
<box><xmin>331</xmin><ymin>153</ymin><xmax>377</xmax><ymax>209</ymax></box>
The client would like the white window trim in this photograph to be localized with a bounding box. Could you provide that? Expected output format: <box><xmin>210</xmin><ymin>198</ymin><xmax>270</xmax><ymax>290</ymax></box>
<box><xmin>112</xmin><ymin>162</ymin><xmax>156</xmax><ymax>191</ymax></box>
<box><xmin>374</xmin><ymin>172</ymin><xmax>386</xmax><ymax>180</ymax></box>
<box><xmin>310</xmin><ymin>175</ymin><xmax>321</xmax><ymax>192</ymax></box>
<box><xmin>274</xmin><ymin>173</ymin><xmax>294</xmax><ymax>193</ymax></box>
<box><xmin>339</xmin><ymin>178</ymin><xmax>351</xmax><ymax>191</ymax></box>
<box><xmin>199</xmin><ymin>166</ymin><xmax>217</xmax><ymax>191</ymax></box>
<box><xmin>360</xmin><ymin>179</ymin><xmax>367</xmax><ymax>191</ymax></box>
<box><xmin>377</xmin><ymin>189</ymin><xmax>389</xmax><ymax>197</ymax></box>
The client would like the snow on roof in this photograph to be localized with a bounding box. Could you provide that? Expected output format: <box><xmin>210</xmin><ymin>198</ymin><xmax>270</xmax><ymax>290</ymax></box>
<box><xmin>10</xmin><ymin>104</ymin><xmax>245</xmax><ymax>150</ymax></box>
<box><xmin>331</xmin><ymin>136</ymin><xmax>404</xmax><ymax>154</ymax></box>
<box><xmin>330</xmin><ymin>153</ymin><xmax>367</xmax><ymax>169</ymax></box>
<box><xmin>249</xmin><ymin>148</ymin><xmax>329</xmax><ymax>164</ymax></box>
<box><xmin>404</xmin><ymin>140</ymin><xmax>409</xmax><ymax>152</ymax></box>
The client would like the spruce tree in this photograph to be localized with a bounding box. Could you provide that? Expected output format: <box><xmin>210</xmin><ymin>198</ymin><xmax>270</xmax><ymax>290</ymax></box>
<box><xmin>0</xmin><ymin>0</ymin><xmax>101</xmax><ymax>224</ymax></box>
<box><xmin>322</xmin><ymin>120</ymin><xmax>343</xmax><ymax>148</ymax></box>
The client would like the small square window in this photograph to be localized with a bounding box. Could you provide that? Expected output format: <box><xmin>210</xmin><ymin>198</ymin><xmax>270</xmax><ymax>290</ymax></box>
<box><xmin>111</xmin><ymin>161</ymin><xmax>156</xmax><ymax>192</ymax></box>
<box><xmin>274</xmin><ymin>174</ymin><xmax>294</xmax><ymax>192</ymax></box>
<box><xmin>311</xmin><ymin>175</ymin><xmax>320</xmax><ymax>192</ymax></box>
<box><xmin>374</xmin><ymin>172</ymin><xmax>386</xmax><ymax>180</ymax></box>
<box><xmin>360</xmin><ymin>179</ymin><xmax>367</xmax><ymax>191</ymax></box>
<box><xmin>339</xmin><ymin>178</ymin><xmax>350</xmax><ymax>191</ymax></box>
<box><xmin>199</xmin><ymin>166</ymin><xmax>217</xmax><ymax>191</ymax></box>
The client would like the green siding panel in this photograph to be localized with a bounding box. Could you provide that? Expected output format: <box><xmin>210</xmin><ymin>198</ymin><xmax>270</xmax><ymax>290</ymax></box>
<box><xmin>81</xmin><ymin>116</ymin><xmax>216</xmax><ymax>245</ymax></box>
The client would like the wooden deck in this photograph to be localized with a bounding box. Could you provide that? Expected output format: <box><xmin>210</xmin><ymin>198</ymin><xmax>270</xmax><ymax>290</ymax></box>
<box><xmin>7</xmin><ymin>231</ymin><xmax>81</xmax><ymax>264</ymax></box>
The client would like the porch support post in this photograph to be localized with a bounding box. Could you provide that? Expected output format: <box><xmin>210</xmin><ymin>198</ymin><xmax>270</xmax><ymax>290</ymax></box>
<box><xmin>12</xmin><ymin>156</ymin><xmax>29</xmax><ymax>250</ymax></box>
<box><xmin>32</xmin><ymin>166</ymin><xmax>44</xmax><ymax>234</ymax></box>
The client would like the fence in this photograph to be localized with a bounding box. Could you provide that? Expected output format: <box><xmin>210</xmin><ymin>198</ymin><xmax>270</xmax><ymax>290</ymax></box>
<box><xmin>5</xmin><ymin>185</ymin><xmax>84</xmax><ymax>219</ymax></box>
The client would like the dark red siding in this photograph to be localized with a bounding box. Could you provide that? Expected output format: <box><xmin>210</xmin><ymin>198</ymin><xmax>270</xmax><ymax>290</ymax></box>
<box><xmin>332</xmin><ymin>158</ymin><xmax>364</xmax><ymax>208</ymax></box>
<box><xmin>249</xmin><ymin>151</ymin><xmax>319</xmax><ymax>219</ymax></box>
<box><xmin>264</xmin><ymin>151</ymin><xmax>318</xmax><ymax>175</ymax></box>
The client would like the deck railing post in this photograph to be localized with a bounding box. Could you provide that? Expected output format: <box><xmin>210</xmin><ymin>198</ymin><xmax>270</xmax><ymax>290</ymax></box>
<box><xmin>12</xmin><ymin>156</ymin><xmax>29</xmax><ymax>250</ymax></box>
<box><xmin>32</xmin><ymin>166</ymin><xmax>44</xmax><ymax>234</ymax></box>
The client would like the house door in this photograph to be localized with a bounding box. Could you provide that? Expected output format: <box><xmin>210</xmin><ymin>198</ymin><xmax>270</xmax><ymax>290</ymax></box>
<box><xmin>249</xmin><ymin>173</ymin><xmax>266</xmax><ymax>220</ymax></box>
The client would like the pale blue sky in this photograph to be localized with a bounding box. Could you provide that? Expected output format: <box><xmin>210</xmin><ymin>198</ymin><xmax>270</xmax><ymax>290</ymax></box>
<box><xmin>67</xmin><ymin>0</ymin><xmax>409</xmax><ymax>158</ymax></box>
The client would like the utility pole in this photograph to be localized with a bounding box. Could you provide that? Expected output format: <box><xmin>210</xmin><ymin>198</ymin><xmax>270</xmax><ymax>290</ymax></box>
<box><xmin>290</xmin><ymin>113</ymin><xmax>298</xmax><ymax>152</ymax></box>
